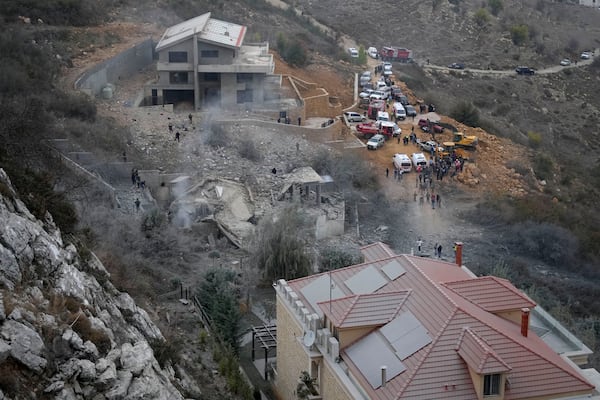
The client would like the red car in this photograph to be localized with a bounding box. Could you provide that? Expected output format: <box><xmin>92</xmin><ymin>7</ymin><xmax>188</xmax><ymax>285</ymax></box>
<box><xmin>356</xmin><ymin>122</ymin><xmax>380</xmax><ymax>138</ymax></box>
<box><xmin>417</xmin><ymin>119</ymin><xmax>444</xmax><ymax>133</ymax></box>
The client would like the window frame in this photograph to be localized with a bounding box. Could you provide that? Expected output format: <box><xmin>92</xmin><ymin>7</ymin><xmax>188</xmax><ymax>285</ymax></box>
<box><xmin>200</xmin><ymin>49</ymin><xmax>219</xmax><ymax>58</ymax></box>
<box><xmin>483</xmin><ymin>373</ymin><xmax>501</xmax><ymax>396</ymax></box>
<box><xmin>168</xmin><ymin>51</ymin><xmax>188</xmax><ymax>63</ymax></box>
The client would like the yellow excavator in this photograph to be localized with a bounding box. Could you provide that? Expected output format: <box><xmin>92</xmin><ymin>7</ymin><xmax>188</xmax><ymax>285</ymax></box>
<box><xmin>453</xmin><ymin>132</ymin><xmax>478</xmax><ymax>149</ymax></box>
<box><xmin>439</xmin><ymin>142</ymin><xmax>470</xmax><ymax>160</ymax></box>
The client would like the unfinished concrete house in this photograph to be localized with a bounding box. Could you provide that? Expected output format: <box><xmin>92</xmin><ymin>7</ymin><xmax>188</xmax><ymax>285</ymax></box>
<box><xmin>151</xmin><ymin>12</ymin><xmax>276</xmax><ymax>109</ymax></box>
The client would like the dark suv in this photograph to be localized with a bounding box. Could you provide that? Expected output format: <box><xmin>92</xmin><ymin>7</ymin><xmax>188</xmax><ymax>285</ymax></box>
<box><xmin>515</xmin><ymin>66</ymin><xmax>535</xmax><ymax>75</ymax></box>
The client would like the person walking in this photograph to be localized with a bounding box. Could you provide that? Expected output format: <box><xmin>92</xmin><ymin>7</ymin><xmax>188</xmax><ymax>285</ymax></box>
<box><xmin>134</xmin><ymin>198</ymin><xmax>140</xmax><ymax>212</ymax></box>
<box><xmin>437</xmin><ymin>244</ymin><xmax>443</xmax><ymax>258</ymax></box>
<box><xmin>417</xmin><ymin>238</ymin><xmax>423</xmax><ymax>252</ymax></box>
<box><xmin>386</xmin><ymin>168</ymin><xmax>389</xmax><ymax>178</ymax></box>
<box><xmin>175</xmin><ymin>131</ymin><xmax>180</xmax><ymax>142</ymax></box>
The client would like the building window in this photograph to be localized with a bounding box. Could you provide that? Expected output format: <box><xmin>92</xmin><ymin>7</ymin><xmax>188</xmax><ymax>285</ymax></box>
<box><xmin>201</xmin><ymin>50</ymin><xmax>219</xmax><ymax>58</ymax></box>
<box><xmin>203</xmin><ymin>73</ymin><xmax>219</xmax><ymax>82</ymax></box>
<box><xmin>169</xmin><ymin>72</ymin><xmax>188</xmax><ymax>84</ymax></box>
<box><xmin>168</xmin><ymin>52</ymin><xmax>188</xmax><ymax>63</ymax></box>
<box><xmin>237</xmin><ymin>73</ymin><xmax>253</xmax><ymax>83</ymax></box>
<box><xmin>237</xmin><ymin>89</ymin><xmax>253</xmax><ymax>104</ymax></box>
<box><xmin>483</xmin><ymin>374</ymin><xmax>501</xmax><ymax>396</ymax></box>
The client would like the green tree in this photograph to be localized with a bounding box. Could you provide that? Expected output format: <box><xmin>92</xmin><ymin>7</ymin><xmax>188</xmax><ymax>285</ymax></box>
<box><xmin>450</xmin><ymin>101</ymin><xmax>480</xmax><ymax>127</ymax></box>
<box><xmin>510</xmin><ymin>24</ymin><xmax>529</xmax><ymax>46</ymax></box>
<box><xmin>488</xmin><ymin>0</ymin><xmax>503</xmax><ymax>15</ymax></box>
<box><xmin>252</xmin><ymin>206</ymin><xmax>313</xmax><ymax>281</ymax></box>
<box><xmin>197</xmin><ymin>268</ymin><xmax>241</xmax><ymax>351</ymax></box>
<box><xmin>474</xmin><ymin>8</ymin><xmax>491</xmax><ymax>27</ymax></box>
<box><xmin>357</xmin><ymin>45</ymin><xmax>367</xmax><ymax>65</ymax></box>
<box><xmin>284</xmin><ymin>39</ymin><xmax>308</xmax><ymax>67</ymax></box>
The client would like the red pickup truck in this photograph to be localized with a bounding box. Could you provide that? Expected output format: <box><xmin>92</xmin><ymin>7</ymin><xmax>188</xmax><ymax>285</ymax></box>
<box><xmin>418</xmin><ymin>118</ymin><xmax>444</xmax><ymax>133</ymax></box>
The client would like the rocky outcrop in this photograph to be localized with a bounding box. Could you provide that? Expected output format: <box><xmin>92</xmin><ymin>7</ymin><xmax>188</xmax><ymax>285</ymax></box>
<box><xmin>0</xmin><ymin>168</ymin><xmax>185</xmax><ymax>399</ymax></box>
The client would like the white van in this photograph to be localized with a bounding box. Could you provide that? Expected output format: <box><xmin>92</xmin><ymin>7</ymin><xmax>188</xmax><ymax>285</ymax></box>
<box><xmin>393</xmin><ymin>103</ymin><xmax>406</xmax><ymax>120</ymax></box>
<box><xmin>393</xmin><ymin>154</ymin><xmax>412</xmax><ymax>172</ymax></box>
<box><xmin>411</xmin><ymin>153</ymin><xmax>428</xmax><ymax>170</ymax></box>
<box><xmin>368</xmin><ymin>47</ymin><xmax>378</xmax><ymax>59</ymax></box>
<box><xmin>348</xmin><ymin>47</ymin><xmax>359</xmax><ymax>58</ymax></box>
<box><xmin>377</xmin><ymin>111</ymin><xmax>390</xmax><ymax>122</ymax></box>
<box><xmin>380</xmin><ymin>121</ymin><xmax>401</xmax><ymax>137</ymax></box>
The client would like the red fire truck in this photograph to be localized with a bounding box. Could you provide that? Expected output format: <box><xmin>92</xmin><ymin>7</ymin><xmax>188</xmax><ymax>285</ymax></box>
<box><xmin>379</xmin><ymin>47</ymin><xmax>413</xmax><ymax>63</ymax></box>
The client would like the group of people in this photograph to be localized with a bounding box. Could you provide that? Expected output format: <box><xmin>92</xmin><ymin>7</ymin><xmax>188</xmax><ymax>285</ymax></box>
<box><xmin>277</xmin><ymin>116</ymin><xmax>302</xmax><ymax>126</ymax></box>
<box><xmin>416</xmin><ymin>238</ymin><xmax>443</xmax><ymax>258</ymax></box>
<box><xmin>130</xmin><ymin>168</ymin><xmax>145</xmax><ymax>190</ymax></box>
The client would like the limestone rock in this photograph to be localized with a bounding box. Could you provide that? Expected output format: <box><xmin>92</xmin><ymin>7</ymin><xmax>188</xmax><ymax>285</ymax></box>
<box><xmin>95</xmin><ymin>361</ymin><xmax>117</xmax><ymax>390</ymax></box>
<box><xmin>120</xmin><ymin>341</ymin><xmax>154</xmax><ymax>376</ymax></box>
<box><xmin>0</xmin><ymin>339</ymin><xmax>10</xmax><ymax>363</ymax></box>
<box><xmin>44</xmin><ymin>381</ymin><xmax>65</xmax><ymax>394</ymax></box>
<box><xmin>2</xmin><ymin>320</ymin><xmax>47</xmax><ymax>373</ymax></box>
<box><xmin>0</xmin><ymin>245</ymin><xmax>20</xmax><ymax>289</ymax></box>
<box><xmin>105</xmin><ymin>369</ymin><xmax>132</xmax><ymax>400</ymax></box>
<box><xmin>78</xmin><ymin>359</ymin><xmax>97</xmax><ymax>381</ymax></box>
<box><xmin>62</xmin><ymin>329</ymin><xmax>85</xmax><ymax>351</ymax></box>
<box><xmin>0</xmin><ymin>293</ymin><xmax>5</xmax><ymax>321</ymax></box>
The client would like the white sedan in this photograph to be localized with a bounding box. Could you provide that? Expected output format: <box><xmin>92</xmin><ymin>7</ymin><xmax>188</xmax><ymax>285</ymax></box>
<box><xmin>560</xmin><ymin>59</ymin><xmax>571</xmax><ymax>66</ymax></box>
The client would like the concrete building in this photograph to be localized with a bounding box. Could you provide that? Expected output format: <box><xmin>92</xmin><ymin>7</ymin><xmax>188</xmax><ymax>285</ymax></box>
<box><xmin>579</xmin><ymin>0</ymin><xmax>599</xmax><ymax>8</ymax></box>
<box><xmin>274</xmin><ymin>242</ymin><xmax>599</xmax><ymax>400</ymax></box>
<box><xmin>152</xmin><ymin>13</ymin><xmax>275</xmax><ymax>110</ymax></box>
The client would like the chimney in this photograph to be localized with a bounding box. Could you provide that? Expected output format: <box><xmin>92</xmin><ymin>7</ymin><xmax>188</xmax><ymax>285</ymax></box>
<box><xmin>454</xmin><ymin>242</ymin><xmax>463</xmax><ymax>266</ymax></box>
<box><xmin>381</xmin><ymin>366</ymin><xmax>387</xmax><ymax>388</ymax></box>
<box><xmin>521</xmin><ymin>308</ymin><xmax>530</xmax><ymax>337</ymax></box>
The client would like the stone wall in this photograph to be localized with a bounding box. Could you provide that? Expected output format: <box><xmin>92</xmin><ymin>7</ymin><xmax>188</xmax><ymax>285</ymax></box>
<box><xmin>75</xmin><ymin>38</ymin><xmax>155</xmax><ymax>97</ymax></box>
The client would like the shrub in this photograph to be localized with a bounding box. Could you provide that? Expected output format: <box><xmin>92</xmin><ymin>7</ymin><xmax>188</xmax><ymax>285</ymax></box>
<box><xmin>319</xmin><ymin>247</ymin><xmax>364</xmax><ymax>272</ymax></box>
<box><xmin>527</xmin><ymin>131</ymin><xmax>542</xmax><ymax>148</ymax></box>
<box><xmin>450</xmin><ymin>101</ymin><xmax>480</xmax><ymax>127</ymax></box>
<box><xmin>533</xmin><ymin>153</ymin><xmax>553</xmax><ymax>180</ymax></box>
<box><xmin>149</xmin><ymin>337</ymin><xmax>183</xmax><ymax>368</ymax></box>
<box><xmin>510</xmin><ymin>24</ymin><xmax>529</xmax><ymax>46</ymax></box>
<box><xmin>474</xmin><ymin>8</ymin><xmax>491</xmax><ymax>27</ymax></box>
<box><xmin>507</xmin><ymin>221</ymin><xmax>578</xmax><ymax>266</ymax></box>
<box><xmin>488</xmin><ymin>0</ymin><xmax>503</xmax><ymax>15</ymax></box>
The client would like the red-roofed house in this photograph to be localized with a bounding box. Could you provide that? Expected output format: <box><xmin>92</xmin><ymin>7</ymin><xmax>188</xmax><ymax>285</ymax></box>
<box><xmin>151</xmin><ymin>12</ymin><xmax>275</xmax><ymax>109</ymax></box>
<box><xmin>274</xmin><ymin>242</ymin><xmax>597</xmax><ymax>400</ymax></box>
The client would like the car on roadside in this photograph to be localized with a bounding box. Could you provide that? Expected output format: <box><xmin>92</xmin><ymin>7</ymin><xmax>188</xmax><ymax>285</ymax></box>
<box><xmin>448</xmin><ymin>62</ymin><xmax>465</xmax><ymax>70</ymax></box>
<box><xmin>515</xmin><ymin>66</ymin><xmax>535</xmax><ymax>75</ymax></box>
<box><xmin>368</xmin><ymin>47</ymin><xmax>378</xmax><ymax>59</ymax></box>
<box><xmin>359</xmin><ymin>89</ymin><xmax>374</xmax><ymax>99</ymax></box>
<box><xmin>418</xmin><ymin>118</ymin><xmax>445</xmax><ymax>133</ymax></box>
<box><xmin>367</xmin><ymin>134</ymin><xmax>385</xmax><ymax>150</ymax></box>
<box><xmin>581</xmin><ymin>51</ymin><xmax>592</xmax><ymax>60</ymax></box>
<box><xmin>344</xmin><ymin>111</ymin><xmax>366</xmax><ymax>122</ymax></box>
<box><xmin>405</xmin><ymin>105</ymin><xmax>417</xmax><ymax>117</ymax></box>
<box><xmin>560</xmin><ymin>59</ymin><xmax>571</xmax><ymax>66</ymax></box>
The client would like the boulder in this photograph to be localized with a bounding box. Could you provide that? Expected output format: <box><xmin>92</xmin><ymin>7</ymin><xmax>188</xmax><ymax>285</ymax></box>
<box><xmin>78</xmin><ymin>359</ymin><xmax>96</xmax><ymax>381</ymax></box>
<box><xmin>83</xmin><ymin>340</ymin><xmax>99</xmax><ymax>359</ymax></box>
<box><xmin>120</xmin><ymin>341</ymin><xmax>154</xmax><ymax>376</ymax></box>
<box><xmin>0</xmin><ymin>339</ymin><xmax>10</xmax><ymax>363</ymax></box>
<box><xmin>2</xmin><ymin>320</ymin><xmax>47</xmax><ymax>373</ymax></box>
<box><xmin>105</xmin><ymin>369</ymin><xmax>132</xmax><ymax>400</ymax></box>
<box><xmin>0</xmin><ymin>293</ymin><xmax>5</xmax><ymax>321</ymax></box>
<box><xmin>0</xmin><ymin>245</ymin><xmax>20</xmax><ymax>290</ymax></box>
<box><xmin>62</xmin><ymin>329</ymin><xmax>85</xmax><ymax>351</ymax></box>
<box><xmin>95</xmin><ymin>361</ymin><xmax>117</xmax><ymax>390</ymax></box>
<box><xmin>44</xmin><ymin>381</ymin><xmax>65</xmax><ymax>394</ymax></box>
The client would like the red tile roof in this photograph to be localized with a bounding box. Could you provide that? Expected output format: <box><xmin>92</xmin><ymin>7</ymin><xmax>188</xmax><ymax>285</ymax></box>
<box><xmin>284</xmin><ymin>244</ymin><xmax>594</xmax><ymax>400</ymax></box>
<box><xmin>456</xmin><ymin>327</ymin><xmax>511</xmax><ymax>374</ymax></box>
<box><xmin>443</xmin><ymin>276</ymin><xmax>537</xmax><ymax>312</ymax></box>
<box><xmin>360</xmin><ymin>242</ymin><xmax>396</xmax><ymax>263</ymax></box>
<box><xmin>318</xmin><ymin>291</ymin><xmax>409</xmax><ymax>329</ymax></box>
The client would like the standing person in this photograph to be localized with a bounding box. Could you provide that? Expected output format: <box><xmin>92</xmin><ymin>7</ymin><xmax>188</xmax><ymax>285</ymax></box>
<box><xmin>437</xmin><ymin>244</ymin><xmax>443</xmax><ymax>258</ymax></box>
<box><xmin>397</xmin><ymin>136</ymin><xmax>401</xmax><ymax>144</ymax></box>
<box><xmin>436</xmin><ymin>194</ymin><xmax>441</xmax><ymax>207</ymax></box>
<box><xmin>298</xmin><ymin>116</ymin><xmax>302</xmax><ymax>126</ymax></box>
<box><xmin>134</xmin><ymin>198</ymin><xmax>140</xmax><ymax>212</ymax></box>
<box><xmin>175</xmin><ymin>131</ymin><xmax>180</xmax><ymax>142</ymax></box>
<box><xmin>417</xmin><ymin>238</ymin><xmax>423</xmax><ymax>252</ymax></box>
<box><xmin>168</xmin><ymin>122</ymin><xmax>173</xmax><ymax>133</ymax></box>
<box><xmin>188</xmin><ymin>113</ymin><xmax>193</xmax><ymax>124</ymax></box>
<box><xmin>386</xmin><ymin>168</ymin><xmax>389</xmax><ymax>178</ymax></box>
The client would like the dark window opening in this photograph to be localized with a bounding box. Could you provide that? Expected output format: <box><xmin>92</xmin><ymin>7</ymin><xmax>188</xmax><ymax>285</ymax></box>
<box><xmin>483</xmin><ymin>374</ymin><xmax>501</xmax><ymax>396</ymax></box>
<box><xmin>168</xmin><ymin>52</ymin><xmax>188</xmax><ymax>63</ymax></box>
<box><xmin>237</xmin><ymin>89</ymin><xmax>253</xmax><ymax>104</ymax></box>
<box><xmin>204</xmin><ymin>73</ymin><xmax>219</xmax><ymax>82</ymax></box>
<box><xmin>237</xmin><ymin>73</ymin><xmax>254</xmax><ymax>83</ymax></box>
<box><xmin>201</xmin><ymin>50</ymin><xmax>219</xmax><ymax>58</ymax></box>
<box><xmin>169</xmin><ymin>72</ymin><xmax>188</xmax><ymax>84</ymax></box>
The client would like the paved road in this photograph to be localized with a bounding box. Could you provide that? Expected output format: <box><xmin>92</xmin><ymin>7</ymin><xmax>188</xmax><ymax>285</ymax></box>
<box><xmin>421</xmin><ymin>48</ymin><xmax>598</xmax><ymax>76</ymax></box>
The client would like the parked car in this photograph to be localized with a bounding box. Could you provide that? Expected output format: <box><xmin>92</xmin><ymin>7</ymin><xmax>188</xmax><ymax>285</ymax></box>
<box><xmin>367</xmin><ymin>134</ymin><xmax>385</xmax><ymax>150</ymax></box>
<box><xmin>411</xmin><ymin>153</ymin><xmax>428</xmax><ymax>169</ymax></box>
<box><xmin>396</xmin><ymin>94</ymin><xmax>409</xmax><ymax>105</ymax></box>
<box><xmin>359</xmin><ymin>89</ymin><xmax>374</xmax><ymax>99</ymax></box>
<box><xmin>448</xmin><ymin>62</ymin><xmax>465</xmax><ymax>70</ymax></box>
<box><xmin>369</xmin><ymin>90</ymin><xmax>387</xmax><ymax>101</ymax></box>
<box><xmin>405</xmin><ymin>105</ymin><xmax>417</xmax><ymax>117</ymax></box>
<box><xmin>393</xmin><ymin>153</ymin><xmax>412</xmax><ymax>173</ymax></box>
<box><xmin>367</xmin><ymin>47</ymin><xmax>378</xmax><ymax>59</ymax></box>
<box><xmin>581</xmin><ymin>51</ymin><xmax>592</xmax><ymax>60</ymax></box>
<box><xmin>348</xmin><ymin>47</ymin><xmax>358</xmax><ymax>58</ymax></box>
<box><xmin>515</xmin><ymin>66</ymin><xmax>535</xmax><ymax>75</ymax></box>
<box><xmin>418</xmin><ymin>118</ymin><xmax>444</xmax><ymax>133</ymax></box>
<box><xmin>560</xmin><ymin>59</ymin><xmax>571</xmax><ymax>66</ymax></box>
<box><xmin>344</xmin><ymin>111</ymin><xmax>366</xmax><ymax>122</ymax></box>
<box><xmin>419</xmin><ymin>140</ymin><xmax>441</xmax><ymax>153</ymax></box>
<box><xmin>393</xmin><ymin>103</ymin><xmax>406</xmax><ymax>120</ymax></box>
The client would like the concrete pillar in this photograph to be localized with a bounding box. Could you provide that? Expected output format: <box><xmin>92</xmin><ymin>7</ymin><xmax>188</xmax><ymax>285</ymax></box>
<box><xmin>193</xmin><ymin>34</ymin><xmax>199</xmax><ymax>111</ymax></box>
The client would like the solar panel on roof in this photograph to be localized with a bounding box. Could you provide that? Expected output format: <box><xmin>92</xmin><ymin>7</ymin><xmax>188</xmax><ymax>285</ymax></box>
<box><xmin>345</xmin><ymin>332</ymin><xmax>406</xmax><ymax>389</ymax></box>
<box><xmin>344</xmin><ymin>265</ymin><xmax>388</xmax><ymax>294</ymax></box>
<box><xmin>381</xmin><ymin>311</ymin><xmax>432</xmax><ymax>361</ymax></box>
<box><xmin>381</xmin><ymin>259</ymin><xmax>406</xmax><ymax>280</ymax></box>
<box><xmin>300</xmin><ymin>274</ymin><xmax>345</xmax><ymax>317</ymax></box>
